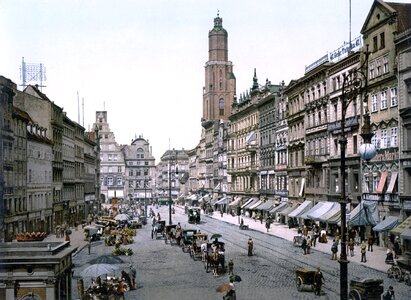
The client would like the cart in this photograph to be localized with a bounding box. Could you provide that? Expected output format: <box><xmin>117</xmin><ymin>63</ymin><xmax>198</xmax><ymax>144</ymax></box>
<box><xmin>295</xmin><ymin>268</ymin><xmax>316</xmax><ymax>292</ymax></box>
<box><xmin>151</xmin><ymin>220</ymin><xmax>166</xmax><ymax>239</ymax></box>
<box><xmin>348</xmin><ymin>278</ymin><xmax>383</xmax><ymax>300</ymax></box>
<box><xmin>190</xmin><ymin>233</ymin><xmax>208</xmax><ymax>260</ymax></box>
<box><xmin>387</xmin><ymin>252</ymin><xmax>411</xmax><ymax>285</ymax></box>
<box><xmin>188</xmin><ymin>207</ymin><xmax>201</xmax><ymax>224</ymax></box>
<box><xmin>164</xmin><ymin>224</ymin><xmax>177</xmax><ymax>244</ymax></box>
<box><xmin>181</xmin><ymin>229</ymin><xmax>197</xmax><ymax>252</ymax></box>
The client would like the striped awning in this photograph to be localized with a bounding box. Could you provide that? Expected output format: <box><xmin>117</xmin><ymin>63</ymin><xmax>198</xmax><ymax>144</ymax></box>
<box><xmin>248</xmin><ymin>200</ymin><xmax>263</xmax><ymax>210</ymax></box>
<box><xmin>242</xmin><ymin>198</ymin><xmax>258</xmax><ymax>209</ymax></box>
<box><xmin>373</xmin><ymin>216</ymin><xmax>399</xmax><ymax>232</ymax></box>
<box><xmin>307</xmin><ymin>202</ymin><xmax>336</xmax><ymax>221</ymax></box>
<box><xmin>279</xmin><ymin>203</ymin><xmax>298</xmax><ymax>216</ymax></box>
<box><xmin>269</xmin><ymin>202</ymin><xmax>288</xmax><ymax>214</ymax></box>
<box><xmin>318</xmin><ymin>204</ymin><xmax>341</xmax><ymax>224</ymax></box>
<box><xmin>288</xmin><ymin>200</ymin><xmax>313</xmax><ymax>218</ymax></box>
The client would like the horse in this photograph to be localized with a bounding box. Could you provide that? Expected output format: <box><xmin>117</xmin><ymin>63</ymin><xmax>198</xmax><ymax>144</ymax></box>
<box><xmin>210</xmin><ymin>251</ymin><xmax>219</xmax><ymax>277</ymax></box>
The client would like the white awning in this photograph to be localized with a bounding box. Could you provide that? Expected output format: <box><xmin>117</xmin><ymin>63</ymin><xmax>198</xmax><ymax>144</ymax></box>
<box><xmin>288</xmin><ymin>200</ymin><xmax>312</xmax><ymax>218</ymax></box>
<box><xmin>215</xmin><ymin>197</ymin><xmax>228</xmax><ymax>205</ymax></box>
<box><xmin>386</xmin><ymin>172</ymin><xmax>398</xmax><ymax>194</ymax></box>
<box><xmin>248</xmin><ymin>200</ymin><xmax>263</xmax><ymax>210</ymax></box>
<box><xmin>229</xmin><ymin>197</ymin><xmax>241</xmax><ymax>207</ymax></box>
<box><xmin>241</xmin><ymin>198</ymin><xmax>254</xmax><ymax>209</ymax></box>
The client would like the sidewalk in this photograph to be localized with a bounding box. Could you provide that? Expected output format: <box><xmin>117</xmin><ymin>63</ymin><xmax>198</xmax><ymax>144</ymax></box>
<box><xmin>205</xmin><ymin>210</ymin><xmax>391</xmax><ymax>273</ymax></box>
<box><xmin>43</xmin><ymin>225</ymin><xmax>89</xmax><ymax>257</ymax></box>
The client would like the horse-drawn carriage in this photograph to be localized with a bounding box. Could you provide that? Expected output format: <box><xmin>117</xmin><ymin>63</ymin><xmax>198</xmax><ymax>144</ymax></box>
<box><xmin>348</xmin><ymin>278</ymin><xmax>384</xmax><ymax>300</ymax></box>
<box><xmin>151</xmin><ymin>220</ymin><xmax>166</xmax><ymax>239</ymax></box>
<box><xmin>204</xmin><ymin>240</ymin><xmax>226</xmax><ymax>276</ymax></box>
<box><xmin>181</xmin><ymin>229</ymin><xmax>197</xmax><ymax>252</ymax></box>
<box><xmin>387</xmin><ymin>251</ymin><xmax>411</xmax><ymax>285</ymax></box>
<box><xmin>164</xmin><ymin>224</ymin><xmax>177</xmax><ymax>244</ymax></box>
<box><xmin>190</xmin><ymin>233</ymin><xmax>208</xmax><ymax>260</ymax></box>
<box><xmin>188</xmin><ymin>207</ymin><xmax>201</xmax><ymax>224</ymax></box>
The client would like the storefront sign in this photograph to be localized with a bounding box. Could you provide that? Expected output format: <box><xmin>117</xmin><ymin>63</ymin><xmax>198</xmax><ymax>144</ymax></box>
<box><xmin>329</xmin><ymin>36</ymin><xmax>362</xmax><ymax>62</ymax></box>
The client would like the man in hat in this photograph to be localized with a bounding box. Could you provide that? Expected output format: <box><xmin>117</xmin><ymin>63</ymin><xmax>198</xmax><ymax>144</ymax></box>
<box><xmin>382</xmin><ymin>285</ymin><xmax>395</xmax><ymax>300</ymax></box>
<box><xmin>247</xmin><ymin>238</ymin><xmax>254</xmax><ymax>256</ymax></box>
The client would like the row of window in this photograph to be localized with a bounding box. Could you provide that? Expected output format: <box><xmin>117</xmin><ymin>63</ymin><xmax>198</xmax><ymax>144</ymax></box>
<box><xmin>371</xmin><ymin>87</ymin><xmax>397</xmax><ymax>112</ymax></box>
<box><xmin>100</xmin><ymin>176</ymin><xmax>123</xmax><ymax>186</ymax></box>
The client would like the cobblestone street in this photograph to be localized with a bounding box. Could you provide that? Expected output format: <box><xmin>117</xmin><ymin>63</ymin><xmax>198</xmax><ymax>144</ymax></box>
<box><xmin>71</xmin><ymin>206</ymin><xmax>410</xmax><ymax>300</ymax></box>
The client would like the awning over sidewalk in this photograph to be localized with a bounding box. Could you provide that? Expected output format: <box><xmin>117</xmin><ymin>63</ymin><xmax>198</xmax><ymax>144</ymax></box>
<box><xmin>308</xmin><ymin>202</ymin><xmax>337</xmax><ymax>221</ymax></box>
<box><xmin>391</xmin><ymin>215</ymin><xmax>411</xmax><ymax>236</ymax></box>
<box><xmin>317</xmin><ymin>203</ymin><xmax>341</xmax><ymax>224</ymax></box>
<box><xmin>288</xmin><ymin>200</ymin><xmax>312</xmax><ymax>218</ymax></box>
<box><xmin>279</xmin><ymin>203</ymin><xmax>298</xmax><ymax>216</ymax></box>
<box><xmin>400</xmin><ymin>228</ymin><xmax>411</xmax><ymax>240</ymax></box>
<box><xmin>248</xmin><ymin>200</ymin><xmax>263</xmax><ymax>210</ymax></box>
<box><xmin>300</xmin><ymin>202</ymin><xmax>326</xmax><ymax>220</ymax></box>
<box><xmin>348</xmin><ymin>201</ymin><xmax>379</xmax><ymax>226</ymax></box>
<box><xmin>373</xmin><ymin>216</ymin><xmax>399</xmax><ymax>232</ymax></box>
<box><xmin>215</xmin><ymin>197</ymin><xmax>227</xmax><ymax>205</ymax></box>
<box><xmin>242</xmin><ymin>198</ymin><xmax>258</xmax><ymax>209</ymax></box>
<box><xmin>186</xmin><ymin>194</ymin><xmax>197</xmax><ymax>201</ymax></box>
<box><xmin>255</xmin><ymin>200</ymin><xmax>275</xmax><ymax>211</ymax></box>
<box><xmin>269</xmin><ymin>202</ymin><xmax>288</xmax><ymax>214</ymax></box>
<box><xmin>228</xmin><ymin>197</ymin><xmax>241</xmax><ymax>207</ymax></box>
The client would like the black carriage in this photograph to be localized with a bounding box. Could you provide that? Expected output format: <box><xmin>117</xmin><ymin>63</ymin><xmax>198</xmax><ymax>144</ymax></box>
<box><xmin>164</xmin><ymin>224</ymin><xmax>177</xmax><ymax>244</ymax></box>
<box><xmin>151</xmin><ymin>220</ymin><xmax>166</xmax><ymax>239</ymax></box>
<box><xmin>387</xmin><ymin>251</ymin><xmax>411</xmax><ymax>285</ymax></box>
<box><xmin>188</xmin><ymin>207</ymin><xmax>201</xmax><ymax>224</ymax></box>
<box><xmin>348</xmin><ymin>278</ymin><xmax>384</xmax><ymax>300</ymax></box>
<box><xmin>181</xmin><ymin>229</ymin><xmax>197</xmax><ymax>252</ymax></box>
<box><xmin>295</xmin><ymin>268</ymin><xmax>316</xmax><ymax>292</ymax></box>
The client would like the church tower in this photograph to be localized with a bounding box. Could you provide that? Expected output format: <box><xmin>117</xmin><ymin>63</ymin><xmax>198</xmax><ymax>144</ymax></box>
<box><xmin>202</xmin><ymin>12</ymin><xmax>236</xmax><ymax>122</ymax></box>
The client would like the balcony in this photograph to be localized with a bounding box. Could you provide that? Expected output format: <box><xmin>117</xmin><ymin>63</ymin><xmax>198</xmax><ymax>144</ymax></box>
<box><xmin>305</xmin><ymin>154</ymin><xmax>328</xmax><ymax>165</ymax></box>
<box><xmin>246</xmin><ymin>144</ymin><xmax>258</xmax><ymax>152</ymax></box>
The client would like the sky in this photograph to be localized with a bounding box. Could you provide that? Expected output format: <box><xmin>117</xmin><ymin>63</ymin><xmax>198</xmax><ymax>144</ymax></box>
<box><xmin>2</xmin><ymin>0</ymin><xmax>408</xmax><ymax>162</ymax></box>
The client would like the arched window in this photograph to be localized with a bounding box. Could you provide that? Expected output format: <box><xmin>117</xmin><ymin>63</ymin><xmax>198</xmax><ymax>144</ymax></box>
<box><xmin>219</xmin><ymin>98</ymin><xmax>225</xmax><ymax>116</ymax></box>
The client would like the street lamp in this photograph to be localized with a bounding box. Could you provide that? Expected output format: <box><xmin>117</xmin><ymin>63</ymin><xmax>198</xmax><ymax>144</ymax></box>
<box><xmin>144</xmin><ymin>175</ymin><xmax>150</xmax><ymax>219</ymax></box>
<box><xmin>168</xmin><ymin>150</ymin><xmax>178</xmax><ymax>225</ymax></box>
<box><xmin>339</xmin><ymin>48</ymin><xmax>376</xmax><ymax>300</ymax></box>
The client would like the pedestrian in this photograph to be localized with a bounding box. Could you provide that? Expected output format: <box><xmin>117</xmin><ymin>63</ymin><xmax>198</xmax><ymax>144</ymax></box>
<box><xmin>303</xmin><ymin>225</ymin><xmax>308</xmax><ymax>237</ymax></box>
<box><xmin>228</xmin><ymin>259</ymin><xmax>234</xmax><ymax>275</ymax></box>
<box><xmin>348</xmin><ymin>238</ymin><xmax>355</xmax><ymax>257</ymax></box>
<box><xmin>116</xmin><ymin>280</ymin><xmax>126</xmax><ymax>300</ymax></box>
<box><xmin>301</xmin><ymin>236</ymin><xmax>307</xmax><ymax>255</ymax></box>
<box><xmin>297</xmin><ymin>227</ymin><xmax>302</xmax><ymax>236</ymax></box>
<box><xmin>314</xmin><ymin>267</ymin><xmax>324</xmax><ymax>296</ymax></box>
<box><xmin>360</xmin><ymin>240</ymin><xmax>367</xmax><ymax>262</ymax></box>
<box><xmin>221</xmin><ymin>210</ymin><xmax>224</xmax><ymax>218</ymax></box>
<box><xmin>393</xmin><ymin>238</ymin><xmax>401</xmax><ymax>259</ymax></box>
<box><xmin>306</xmin><ymin>236</ymin><xmax>312</xmax><ymax>254</ymax></box>
<box><xmin>224</xmin><ymin>277</ymin><xmax>236</xmax><ymax>300</ymax></box>
<box><xmin>247</xmin><ymin>238</ymin><xmax>254</xmax><ymax>256</ymax></box>
<box><xmin>265</xmin><ymin>219</ymin><xmax>271</xmax><ymax>232</ymax></box>
<box><xmin>87</xmin><ymin>237</ymin><xmax>91</xmax><ymax>255</ymax></box>
<box><xmin>129</xmin><ymin>265</ymin><xmax>136</xmax><ymax>290</ymax></box>
<box><xmin>381</xmin><ymin>285</ymin><xmax>395</xmax><ymax>300</ymax></box>
<box><xmin>331</xmin><ymin>239</ymin><xmax>338</xmax><ymax>260</ymax></box>
<box><xmin>367</xmin><ymin>234</ymin><xmax>374</xmax><ymax>252</ymax></box>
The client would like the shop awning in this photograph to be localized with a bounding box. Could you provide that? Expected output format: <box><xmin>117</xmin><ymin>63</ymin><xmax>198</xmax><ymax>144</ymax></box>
<box><xmin>373</xmin><ymin>216</ymin><xmax>399</xmax><ymax>232</ymax></box>
<box><xmin>300</xmin><ymin>202</ymin><xmax>326</xmax><ymax>220</ymax></box>
<box><xmin>186</xmin><ymin>194</ymin><xmax>197</xmax><ymax>201</ymax></box>
<box><xmin>269</xmin><ymin>202</ymin><xmax>288</xmax><ymax>214</ymax></box>
<box><xmin>391</xmin><ymin>215</ymin><xmax>411</xmax><ymax>236</ymax></box>
<box><xmin>288</xmin><ymin>200</ymin><xmax>313</xmax><ymax>218</ymax></box>
<box><xmin>400</xmin><ymin>228</ymin><xmax>411</xmax><ymax>240</ymax></box>
<box><xmin>255</xmin><ymin>200</ymin><xmax>275</xmax><ymax>211</ymax></box>
<box><xmin>215</xmin><ymin>197</ymin><xmax>227</xmax><ymax>205</ymax></box>
<box><xmin>242</xmin><ymin>198</ymin><xmax>258</xmax><ymax>209</ymax></box>
<box><xmin>278</xmin><ymin>203</ymin><xmax>298</xmax><ymax>216</ymax></box>
<box><xmin>249</xmin><ymin>200</ymin><xmax>263</xmax><ymax>210</ymax></box>
<box><xmin>318</xmin><ymin>203</ymin><xmax>341</xmax><ymax>223</ymax></box>
<box><xmin>228</xmin><ymin>197</ymin><xmax>242</xmax><ymax>207</ymax></box>
<box><xmin>386</xmin><ymin>172</ymin><xmax>398</xmax><ymax>194</ymax></box>
<box><xmin>308</xmin><ymin>202</ymin><xmax>336</xmax><ymax>221</ymax></box>
<box><xmin>376</xmin><ymin>171</ymin><xmax>388</xmax><ymax>194</ymax></box>
<box><xmin>348</xmin><ymin>201</ymin><xmax>379</xmax><ymax>226</ymax></box>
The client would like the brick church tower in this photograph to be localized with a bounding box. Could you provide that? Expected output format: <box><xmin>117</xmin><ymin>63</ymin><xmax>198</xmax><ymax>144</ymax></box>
<box><xmin>202</xmin><ymin>12</ymin><xmax>236</xmax><ymax>122</ymax></box>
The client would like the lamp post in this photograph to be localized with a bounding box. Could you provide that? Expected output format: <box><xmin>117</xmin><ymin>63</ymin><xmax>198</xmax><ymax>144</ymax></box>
<box><xmin>168</xmin><ymin>150</ymin><xmax>178</xmax><ymax>225</ymax></box>
<box><xmin>339</xmin><ymin>48</ymin><xmax>376</xmax><ymax>300</ymax></box>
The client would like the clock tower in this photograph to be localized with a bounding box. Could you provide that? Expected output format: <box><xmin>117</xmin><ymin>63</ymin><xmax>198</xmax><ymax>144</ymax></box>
<box><xmin>202</xmin><ymin>12</ymin><xmax>236</xmax><ymax>122</ymax></box>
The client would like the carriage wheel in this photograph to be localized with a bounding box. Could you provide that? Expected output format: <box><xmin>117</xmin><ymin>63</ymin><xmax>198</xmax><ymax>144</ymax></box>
<box><xmin>296</xmin><ymin>277</ymin><xmax>303</xmax><ymax>292</ymax></box>
<box><xmin>387</xmin><ymin>266</ymin><xmax>395</xmax><ymax>278</ymax></box>
<box><xmin>404</xmin><ymin>272</ymin><xmax>411</xmax><ymax>286</ymax></box>
<box><xmin>392</xmin><ymin>266</ymin><xmax>403</xmax><ymax>282</ymax></box>
<box><xmin>349</xmin><ymin>289</ymin><xmax>362</xmax><ymax>300</ymax></box>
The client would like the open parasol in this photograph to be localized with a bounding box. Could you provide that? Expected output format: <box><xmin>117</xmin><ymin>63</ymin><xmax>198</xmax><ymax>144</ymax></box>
<box><xmin>210</xmin><ymin>233</ymin><xmax>222</xmax><ymax>240</ymax></box>
<box><xmin>80</xmin><ymin>263</ymin><xmax>119</xmax><ymax>278</ymax></box>
<box><xmin>216</xmin><ymin>283</ymin><xmax>233</xmax><ymax>293</ymax></box>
